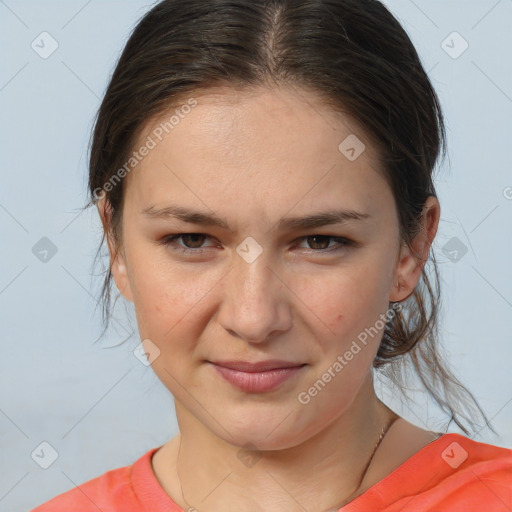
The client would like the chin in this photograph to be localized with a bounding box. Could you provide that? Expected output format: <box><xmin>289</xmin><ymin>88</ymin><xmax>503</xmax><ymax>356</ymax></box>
<box><xmin>210</xmin><ymin>410</ymin><xmax>314</xmax><ymax>453</ymax></box>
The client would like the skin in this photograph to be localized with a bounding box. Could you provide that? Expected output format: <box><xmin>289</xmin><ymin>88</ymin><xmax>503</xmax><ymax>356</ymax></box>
<box><xmin>98</xmin><ymin>84</ymin><xmax>441</xmax><ymax>512</ymax></box>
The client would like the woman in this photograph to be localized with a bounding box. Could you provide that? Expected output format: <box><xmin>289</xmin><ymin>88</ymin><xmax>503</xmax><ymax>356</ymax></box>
<box><xmin>32</xmin><ymin>0</ymin><xmax>512</xmax><ymax>510</ymax></box>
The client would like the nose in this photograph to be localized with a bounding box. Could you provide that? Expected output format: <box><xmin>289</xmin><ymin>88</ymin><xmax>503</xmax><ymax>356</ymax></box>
<box><xmin>217</xmin><ymin>253</ymin><xmax>293</xmax><ymax>343</ymax></box>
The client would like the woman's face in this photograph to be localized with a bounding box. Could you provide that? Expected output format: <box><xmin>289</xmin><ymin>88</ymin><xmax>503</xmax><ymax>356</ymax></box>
<box><xmin>108</xmin><ymin>85</ymin><xmax>412</xmax><ymax>450</ymax></box>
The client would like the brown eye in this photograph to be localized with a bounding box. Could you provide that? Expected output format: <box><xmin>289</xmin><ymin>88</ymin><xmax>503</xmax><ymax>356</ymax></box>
<box><xmin>180</xmin><ymin>233</ymin><xmax>207</xmax><ymax>248</ymax></box>
<box><xmin>297</xmin><ymin>235</ymin><xmax>353</xmax><ymax>253</ymax></box>
<box><xmin>306</xmin><ymin>235</ymin><xmax>331</xmax><ymax>250</ymax></box>
<box><xmin>161</xmin><ymin>233</ymin><xmax>215</xmax><ymax>253</ymax></box>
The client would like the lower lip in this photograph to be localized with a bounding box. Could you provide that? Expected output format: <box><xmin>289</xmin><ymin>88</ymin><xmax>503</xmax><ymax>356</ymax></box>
<box><xmin>210</xmin><ymin>363</ymin><xmax>306</xmax><ymax>393</ymax></box>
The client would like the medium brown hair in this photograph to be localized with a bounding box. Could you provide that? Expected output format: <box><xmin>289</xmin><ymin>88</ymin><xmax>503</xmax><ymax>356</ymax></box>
<box><xmin>86</xmin><ymin>0</ymin><xmax>495</xmax><ymax>437</ymax></box>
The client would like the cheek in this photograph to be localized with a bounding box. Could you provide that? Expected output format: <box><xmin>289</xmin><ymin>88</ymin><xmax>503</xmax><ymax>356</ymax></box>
<box><xmin>292</xmin><ymin>264</ymin><xmax>390</xmax><ymax>345</ymax></box>
<box><xmin>131</xmin><ymin>271</ymin><xmax>209</xmax><ymax>387</ymax></box>
<box><xmin>128</xmin><ymin>250</ymin><xmax>222</xmax><ymax>342</ymax></box>
<box><xmin>129</xmin><ymin>265</ymin><xmax>174</xmax><ymax>337</ymax></box>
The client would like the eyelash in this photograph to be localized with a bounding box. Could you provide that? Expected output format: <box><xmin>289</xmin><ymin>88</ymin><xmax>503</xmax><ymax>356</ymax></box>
<box><xmin>160</xmin><ymin>233</ymin><xmax>354</xmax><ymax>255</ymax></box>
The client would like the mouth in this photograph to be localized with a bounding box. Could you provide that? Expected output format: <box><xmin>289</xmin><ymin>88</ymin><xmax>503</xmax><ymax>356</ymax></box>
<box><xmin>210</xmin><ymin>359</ymin><xmax>306</xmax><ymax>372</ymax></box>
<box><xmin>207</xmin><ymin>360</ymin><xmax>308</xmax><ymax>393</ymax></box>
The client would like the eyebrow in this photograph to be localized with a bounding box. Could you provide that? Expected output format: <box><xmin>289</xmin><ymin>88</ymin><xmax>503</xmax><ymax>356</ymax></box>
<box><xmin>141</xmin><ymin>205</ymin><xmax>372</xmax><ymax>231</ymax></box>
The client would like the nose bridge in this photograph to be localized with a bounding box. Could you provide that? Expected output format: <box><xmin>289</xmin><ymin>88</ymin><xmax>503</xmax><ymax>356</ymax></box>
<box><xmin>219</xmin><ymin>246</ymin><xmax>290</xmax><ymax>342</ymax></box>
<box><xmin>232</xmin><ymin>234</ymin><xmax>276</xmax><ymax>297</ymax></box>
<box><xmin>235</xmin><ymin>253</ymin><xmax>273</xmax><ymax>304</ymax></box>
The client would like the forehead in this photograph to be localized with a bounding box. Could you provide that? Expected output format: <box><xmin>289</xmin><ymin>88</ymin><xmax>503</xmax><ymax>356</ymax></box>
<box><xmin>139</xmin><ymin>84</ymin><xmax>379</xmax><ymax>156</ymax></box>
<box><xmin>124</xmin><ymin>85</ymin><xmax>391</xmax><ymax>220</ymax></box>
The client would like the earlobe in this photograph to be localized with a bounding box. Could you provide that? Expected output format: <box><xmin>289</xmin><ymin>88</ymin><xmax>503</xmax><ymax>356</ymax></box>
<box><xmin>96</xmin><ymin>197</ymin><xmax>134</xmax><ymax>303</ymax></box>
<box><xmin>389</xmin><ymin>196</ymin><xmax>440</xmax><ymax>303</ymax></box>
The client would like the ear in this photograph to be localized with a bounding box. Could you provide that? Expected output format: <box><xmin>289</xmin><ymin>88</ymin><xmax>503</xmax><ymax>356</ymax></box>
<box><xmin>389</xmin><ymin>195</ymin><xmax>440</xmax><ymax>303</ymax></box>
<box><xmin>96</xmin><ymin>197</ymin><xmax>134</xmax><ymax>302</ymax></box>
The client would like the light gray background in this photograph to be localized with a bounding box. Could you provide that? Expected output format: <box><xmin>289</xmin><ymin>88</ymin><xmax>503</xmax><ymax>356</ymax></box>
<box><xmin>1</xmin><ymin>1</ymin><xmax>511</xmax><ymax>510</ymax></box>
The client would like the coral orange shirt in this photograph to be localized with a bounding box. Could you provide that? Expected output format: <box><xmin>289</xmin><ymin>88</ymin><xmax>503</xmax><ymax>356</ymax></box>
<box><xmin>31</xmin><ymin>433</ymin><xmax>512</xmax><ymax>512</ymax></box>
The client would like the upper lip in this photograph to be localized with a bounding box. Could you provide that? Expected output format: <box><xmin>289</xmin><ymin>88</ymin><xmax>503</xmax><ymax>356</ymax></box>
<box><xmin>210</xmin><ymin>360</ymin><xmax>306</xmax><ymax>372</ymax></box>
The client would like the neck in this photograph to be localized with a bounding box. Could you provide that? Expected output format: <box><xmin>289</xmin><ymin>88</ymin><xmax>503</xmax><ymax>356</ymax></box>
<box><xmin>172</xmin><ymin>374</ymin><xmax>397</xmax><ymax>512</ymax></box>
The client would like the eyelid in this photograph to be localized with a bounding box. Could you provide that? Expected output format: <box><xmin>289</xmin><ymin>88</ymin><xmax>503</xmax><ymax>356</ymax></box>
<box><xmin>294</xmin><ymin>235</ymin><xmax>353</xmax><ymax>250</ymax></box>
<box><xmin>161</xmin><ymin>233</ymin><xmax>217</xmax><ymax>252</ymax></box>
<box><xmin>161</xmin><ymin>233</ymin><xmax>354</xmax><ymax>254</ymax></box>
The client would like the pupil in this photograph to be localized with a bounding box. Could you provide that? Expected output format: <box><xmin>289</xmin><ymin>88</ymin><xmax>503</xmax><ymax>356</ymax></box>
<box><xmin>181</xmin><ymin>235</ymin><xmax>332</xmax><ymax>250</ymax></box>
<box><xmin>309</xmin><ymin>235</ymin><xmax>329</xmax><ymax>250</ymax></box>
<box><xmin>184</xmin><ymin>234</ymin><xmax>204</xmax><ymax>248</ymax></box>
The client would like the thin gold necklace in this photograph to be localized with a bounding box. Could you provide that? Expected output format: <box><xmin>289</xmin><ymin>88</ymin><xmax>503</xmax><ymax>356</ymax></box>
<box><xmin>175</xmin><ymin>414</ymin><xmax>398</xmax><ymax>512</ymax></box>
<box><xmin>326</xmin><ymin>414</ymin><xmax>399</xmax><ymax>511</ymax></box>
